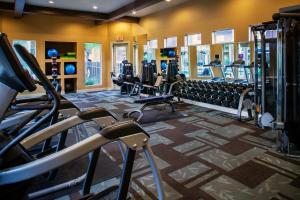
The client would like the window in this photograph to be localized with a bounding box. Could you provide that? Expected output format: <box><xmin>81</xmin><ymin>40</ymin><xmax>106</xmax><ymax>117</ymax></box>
<box><xmin>13</xmin><ymin>40</ymin><xmax>37</xmax><ymax>78</ymax></box>
<box><xmin>249</xmin><ymin>26</ymin><xmax>277</xmax><ymax>41</ymax></box>
<box><xmin>164</xmin><ymin>36</ymin><xmax>177</xmax><ymax>48</ymax></box>
<box><xmin>196</xmin><ymin>45</ymin><xmax>211</xmax><ymax>77</ymax></box>
<box><xmin>144</xmin><ymin>45</ymin><xmax>156</xmax><ymax>62</ymax></box>
<box><xmin>84</xmin><ymin>43</ymin><xmax>102</xmax><ymax>86</ymax></box>
<box><xmin>184</xmin><ymin>34</ymin><xmax>202</xmax><ymax>46</ymax></box>
<box><xmin>223</xmin><ymin>43</ymin><xmax>234</xmax><ymax>66</ymax></box>
<box><xmin>265</xmin><ymin>30</ymin><xmax>277</xmax><ymax>39</ymax></box>
<box><xmin>238</xmin><ymin>43</ymin><xmax>251</xmax><ymax>66</ymax></box>
<box><xmin>237</xmin><ymin>43</ymin><xmax>250</xmax><ymax>80</ymax></box>
<box><xmin>144</xmin><ymin>39</ymin><xmax>157</xmax><ymax>63</ymax></box>
<box><xmin>113</xmin><ymin>44</ymin><xmax>128</xmax><ymax>75</ymax></box>
<box><xmin>223</xmin><ymin>43</ymin><xmax>234</xmax><ymax>78</ymax></box>
<box><xmin>180</xmin><ymin>46</ymin><xmax>190</xmax><ymax>77</ymax></box>
<box><xmin>148</xmin><ymin>39</ymin><xmax>158</xmax><ymax>49</ymax></box>
<box><xmin>212</xmin><ymin>29</ymin><xmax>234</xmax><ymax>44</ymax></box>
<box><xmin>133</xmin><ymin>42</ymin><xmax>139</xmax><ymax>75</ymax></box>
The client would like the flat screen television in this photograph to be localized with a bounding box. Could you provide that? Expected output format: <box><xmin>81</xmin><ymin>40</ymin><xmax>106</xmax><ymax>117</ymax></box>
<box><xmin>160</xmin><ymin>48</ymin><xmax>177</xmax><ymax>58</ymax></box>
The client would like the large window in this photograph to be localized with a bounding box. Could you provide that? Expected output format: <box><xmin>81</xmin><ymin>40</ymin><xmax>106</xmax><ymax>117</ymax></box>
<box><xmin>184</xmin><ymin>34</ymin><xmax>202</xmax><ymax>46</ymax></box>
<box><xmin>84</xmin><ymin>43</ymin><xmax>102</xmax><ymax>86</ymax></box>
<box><xmin>249</xmin><ymin>27</ymin><xmax>277</xmax><ymax>41</ymax></box>
<box><xmin>212</xmin><ymin>29</ymin><xmax>234</xmax><ymax>44</ymax></box>
<box><xmin>164</xmin><ymin>36</ymin><xmax>177</xmax><ymax>48</ymax></box>
<box><xmin>144</xmin><ymin>39</ymin><xmax>157</xmax><ymax>62</ymax></box>
<box><xmin>180</xmin><ymin>46</ymin><xmax>190</xmax><ymax>77</ymax></box>
<box><xmin>13</xmin><ymin>40</ymin><xmax>36</xmax><ymax>77</ymax></box>
<box><xmin>113</xmin><ymin>44</ymin><xmax>128</xmax><ymax>75</ymax></box>
<box><xmin>144</xmin><ymin>45</ymin><xmax>156</xmax><ymax>62</ymax></box>
<box><xmin>148</xmin><ymin>39</ymin><xmax>158</xmax><ymax>49</ymax></box>
<box><xmin>196</xmin><ymin>45</ymin><xmax>211</xmax><ymax>77</ymax></box>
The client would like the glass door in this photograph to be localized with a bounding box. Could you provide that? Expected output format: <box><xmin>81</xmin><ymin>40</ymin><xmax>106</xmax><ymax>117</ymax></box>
<box><xmin>112</xmin><ymin>43</ymin><xmax>128</xmax><ymax>75</ymax></box>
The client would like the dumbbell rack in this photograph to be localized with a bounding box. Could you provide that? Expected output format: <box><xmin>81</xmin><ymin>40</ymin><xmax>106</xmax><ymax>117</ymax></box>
<box><xmin>173</xmin><ymin>80</ymin><xmax>254</xmax><ymax>121</ymax></box>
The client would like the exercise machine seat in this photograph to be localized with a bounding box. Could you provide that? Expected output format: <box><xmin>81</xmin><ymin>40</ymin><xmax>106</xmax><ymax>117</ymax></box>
<box><xmin>78</xmin><ymin>108</ymin><xmax>115</xmax><ymax>120</ymax></box>
<box><xmin>134</xmin><ymin>95</ymin><xmax>174</xmax><ymax>104</ymax></box>
<box><xmin>101</xmin><ymin>121</ymin><xmax>149</xmax><ymax>139</ymax></box>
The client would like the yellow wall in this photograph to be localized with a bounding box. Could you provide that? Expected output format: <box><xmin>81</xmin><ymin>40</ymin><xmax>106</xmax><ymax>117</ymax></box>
<box><xmin>0</xmin><ymin>14</ymin><xmax>3</xmax><ymax>32</ymax></box>
<box><xmin>1</xmin><ymin>13</ymin><xmax>140</xmax><ymax>91</ymax></box>
<box><xmin>1</xmin><ymin>0</ymin><xmax>299</xmax><ymax>87</ymax></box>
<box><xmin>140</xmin><ymin>0</ymin><xmax>300</xmax><ymax>44</ymax></box>
<box><xmin>139</xmin><ymin>0</ymin><xmax>300</xmax><ymax>78</ymax></box>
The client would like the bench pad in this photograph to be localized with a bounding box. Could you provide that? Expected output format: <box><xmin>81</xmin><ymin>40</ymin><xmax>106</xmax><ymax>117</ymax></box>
<box><xmin>134</xmin><ymin>95</ymin><xmax>174</xmax><ymax>104</ymax></box>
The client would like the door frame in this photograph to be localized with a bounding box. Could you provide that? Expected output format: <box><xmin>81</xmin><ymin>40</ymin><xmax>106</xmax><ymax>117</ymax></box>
<box><xmin>111</xmin><ymin>42</ymin><xmax>130</xmax><ymax>74</ymax></box>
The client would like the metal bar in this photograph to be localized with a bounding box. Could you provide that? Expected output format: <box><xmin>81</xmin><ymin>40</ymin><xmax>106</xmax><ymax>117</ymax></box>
<box><xmin>117</xmin><ymin>148</ymin><xmax>136</xmax><ymax>200</ymax></box>
<box><xmin>252</xmin><ymin>29</ymin><xmax>260</xmax><ymax>126</ymax></box>
<box><xmin>83</xmin><ymin>148</ymin><xmax>101</xmax><ymax>195</ymax></box>
<box><xmin>47</xmin><ymin>129</ymin><xmax>69</xmax><ymax>180</ymax></box>
<box><xmin>144</xmin><ymin>144</ymin><xmax>165</xmax><ymax>200</ymax></box>
<box><xmin>0</xmin><ymin>83</ymin><xmax>17</xmax><ymax>122</ymax></box>
<box><xmin>28</xmin><ymin>174</ymin><xmax>87</xmax><ymax>199</ymax></box>
<box><xmin>276</xmin><ymin>20</ymin><xmax>284</xmax><ymax>123</ymax></box>
<box><xmin>0</xmin><ymin>134</ymin><xmax>111</xmax><ymax>185</ymax></box>
<box><xmin>261</xmin><ymin>30</ymin><xmax>267</xmax><ymax>114</ymax></box>
<box><xmin>21</xmin><ymin>116</ymin><xmax>83</xmax><ymax>149</ymax></box>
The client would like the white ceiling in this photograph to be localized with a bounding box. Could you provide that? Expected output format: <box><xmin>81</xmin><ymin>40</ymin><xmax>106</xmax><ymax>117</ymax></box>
<box><xmin>1</xmin><ymin>0</ymin><xmax>136</xmax><ymax>13</ymax></box>
<box><xmin>0</xmin><ymin>0</ymin><xmax>191</xmax><ymax>17</ymax></box>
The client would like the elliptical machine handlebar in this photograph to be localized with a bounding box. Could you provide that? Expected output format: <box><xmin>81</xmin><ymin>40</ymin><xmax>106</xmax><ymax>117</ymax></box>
<box><xmin>0</xmin><ymin>44</ymin><xmax>60</xmax><ymax>157</ymax></box>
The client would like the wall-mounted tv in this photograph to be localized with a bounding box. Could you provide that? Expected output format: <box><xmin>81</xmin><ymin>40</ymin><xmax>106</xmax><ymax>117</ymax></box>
<box><xmin>160</xmin><ymin>48</ymin><xmax>177</xmax><ymax>58</ymax></box>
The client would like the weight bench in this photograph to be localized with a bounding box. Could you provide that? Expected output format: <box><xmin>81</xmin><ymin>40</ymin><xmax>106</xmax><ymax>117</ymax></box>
<box><xmin>124</xmin><ymin>95</ymin><xmax>175</xmax><ymax>122</ymax></box>
<box><xmin>130</xmin><ymin>76</ymin><xmax>163</xmax><ymax>97</ymax></box>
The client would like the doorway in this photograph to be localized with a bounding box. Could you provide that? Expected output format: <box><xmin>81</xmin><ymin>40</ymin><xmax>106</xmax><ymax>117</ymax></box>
<box><xmin>112</xmin><ymin>43</ymin><xmax>129</xmax><ymax>75</ymax></box>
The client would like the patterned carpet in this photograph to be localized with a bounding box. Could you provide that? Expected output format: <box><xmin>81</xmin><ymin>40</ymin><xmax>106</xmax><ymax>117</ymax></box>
<box><xmin>32</xmin><ymin>90</ymin><xmax>300</xmax><ymax>200</ymax></box>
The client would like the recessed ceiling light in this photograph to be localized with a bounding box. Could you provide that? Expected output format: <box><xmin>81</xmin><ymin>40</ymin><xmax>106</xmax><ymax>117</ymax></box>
<box><xmin>93</xmin><ymin>5</ymin><xmax>98</xmax><ymax>10</ymax></box>
<box><xmin>165</xmin><ymin>0</ymin><xmax>172</xmax><ymax>2</ymax></box>
<box><xmin>49</xmin><ymin>0</ymin><xmax>54</xmax><ymax>4</ymax></box>
<box><xmin>132</xmin><ymin>10</ymin><xmax>137</xmax><ymax>15</ymax></box>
